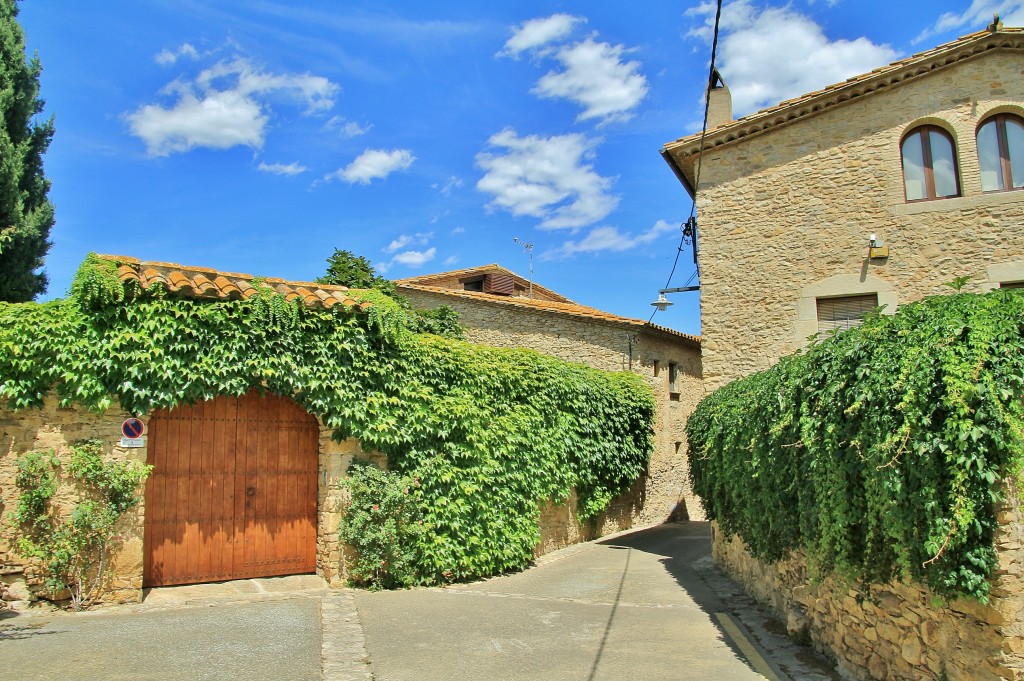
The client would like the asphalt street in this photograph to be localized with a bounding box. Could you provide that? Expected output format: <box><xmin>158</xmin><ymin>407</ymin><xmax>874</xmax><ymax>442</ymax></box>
<box><xmin>0</xmin><ymin>523</ymin><xmax>839</xmax><ymax>681</ymax></box>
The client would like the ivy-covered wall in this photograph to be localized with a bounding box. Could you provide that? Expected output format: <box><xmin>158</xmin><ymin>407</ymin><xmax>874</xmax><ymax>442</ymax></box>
<box><xmin>0</xmin><ymin>255</ymin><xmax>656</xmax><ymax>592</ymax></box>
<box><xmin>687</xmin><ymin>287</ymin><xmax>1024</xmax><ymax>603</ymax></box>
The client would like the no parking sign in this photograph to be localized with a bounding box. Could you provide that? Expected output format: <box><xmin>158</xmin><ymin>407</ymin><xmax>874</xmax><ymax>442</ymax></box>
<box><xmin>120</xmin><ymin>418</ymin><xmax>146</xmax><ymax>447</ymax></box>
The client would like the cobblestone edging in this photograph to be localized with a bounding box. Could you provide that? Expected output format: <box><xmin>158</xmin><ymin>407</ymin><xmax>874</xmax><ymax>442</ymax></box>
<box><xmin>321</xmin><ymin>590</ymin><xmax>374</xmax><ymax>681</ymax></box>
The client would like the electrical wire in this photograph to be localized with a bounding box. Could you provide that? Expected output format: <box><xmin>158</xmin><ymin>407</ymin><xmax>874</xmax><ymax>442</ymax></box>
<box><xmin>648</xmin><ymin>0</ymin><xmax>723</xmax><ymax>323</ymax></box>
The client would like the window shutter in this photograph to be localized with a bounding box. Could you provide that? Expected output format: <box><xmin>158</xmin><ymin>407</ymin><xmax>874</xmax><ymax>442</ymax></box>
<box><xmin>483</xmin><ymin>273</ymin><xmax>515</xmax><ymax>295</ymax></box>
<box><xmin>816</xmin><ymin>294</ymin><xmax>878</xmax><ymax>332</ymax></box>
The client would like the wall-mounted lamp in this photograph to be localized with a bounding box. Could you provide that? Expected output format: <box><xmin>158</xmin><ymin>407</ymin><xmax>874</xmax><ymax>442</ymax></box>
<box><xmin>650</xmin><ymin>285</ymin><xmax>700</xmax><ymax>311</ymax></box>
<box><xmin>868</xmin><ymin>233</ymin><xmax>889</xmax><ymax>259</ymax></box>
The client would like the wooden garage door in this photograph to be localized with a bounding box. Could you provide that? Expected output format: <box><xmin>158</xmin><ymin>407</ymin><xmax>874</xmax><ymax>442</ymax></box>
<box><xmin>143</xmin><ymin>391</ymin><xmax>319</xmax><ymax>587</ymax></box>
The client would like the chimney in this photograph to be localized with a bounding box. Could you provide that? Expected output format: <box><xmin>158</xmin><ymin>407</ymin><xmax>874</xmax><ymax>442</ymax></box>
<box><xmin>706</xmin><ymin>68</ymin><xmax>732</xmax><ymax>130</ymax></box>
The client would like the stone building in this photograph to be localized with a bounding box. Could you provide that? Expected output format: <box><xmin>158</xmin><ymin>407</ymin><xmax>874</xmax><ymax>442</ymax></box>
<box><xmin>660</xmin><ymin>25</ymin><xmax>1024</xmax><ymax>680</ymax></box>
<box><xmin>662</xmin><ymin>26</ymin><xmax>1024</xmax><ymax>391</ymax></box>
<box><xmin>395</xmin><ymin>264</ymin><xmax>704</xmax><ymax>529</ymax></box>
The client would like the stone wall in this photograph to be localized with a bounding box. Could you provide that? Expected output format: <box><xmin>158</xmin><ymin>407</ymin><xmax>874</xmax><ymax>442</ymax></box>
<box><xmin>0</xmin><ymin>395</ymin><xmax>146</xmax><ymax>606</ymax></box>
<box><xmin>1</xmin><ymin>391</ymin><xmax>664</xmax><ymax>604</ymax></box>
<box><xmin>694</xmin><ymin>51</ymin><xmax>1024</xmax><ymax>390</ymax></box>
<box><xmin>400</xmin><ymin>287</ymin><xmax>705</xmax><ymax>527</ymax></box>
<box><xmin>711</xmin><ymin>487</ymin><xmax>1024</xmax><ymax>680</ymax></box>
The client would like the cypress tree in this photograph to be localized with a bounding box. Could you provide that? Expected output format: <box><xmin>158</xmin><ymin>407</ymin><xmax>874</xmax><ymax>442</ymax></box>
<box><xmin>0</xmin><ymin>0</ymin><xmax>54</xmax><ymax>302</ymax></box>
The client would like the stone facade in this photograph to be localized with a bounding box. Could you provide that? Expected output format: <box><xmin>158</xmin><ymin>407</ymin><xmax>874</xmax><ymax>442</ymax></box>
<box><xmin>399</xmin><ymin>285</ymin><xmax>705</xmax><ymax>531</ymax></box>
<box><xmin>661</xmin><ymin>29</ymin><xmax>1024</xmax><ymax>679</ymax></box>
<box><xmin>0</xmin><ymin>396</ymin><xmax>146</xmax><ymax>605</ymax></box>
<box><xmin>664</xmin><ymin>30</ymin><xmax>1024</xmax><ymax>390</ymax></box>
<box><xmin>711</xmin><ymin>485</ymin><xmax>1024</xmax><ymax>680</ymax></box>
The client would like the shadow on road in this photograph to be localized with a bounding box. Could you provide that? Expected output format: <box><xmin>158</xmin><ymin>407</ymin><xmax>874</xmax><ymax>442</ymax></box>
<box><xmin>594</xmin><ymin>521</ymin><xmax>839</xmax><ymax>681</ymax></box>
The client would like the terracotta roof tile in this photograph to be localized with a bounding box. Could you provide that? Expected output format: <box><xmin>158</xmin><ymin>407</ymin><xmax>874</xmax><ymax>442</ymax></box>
<box><xmin>398</xmin><ymin>282</ymin><xmax>701</xmax><ymax>347</ymax></box>
<box><xmin>97</xmin><ymin>254</ymin><xmax>366</xmax><ymax>311</ymax></box>
<box><xmin>663</xmin><ymin>28</ymin><xmax>1024</xmax><ymax>178</ymax></box>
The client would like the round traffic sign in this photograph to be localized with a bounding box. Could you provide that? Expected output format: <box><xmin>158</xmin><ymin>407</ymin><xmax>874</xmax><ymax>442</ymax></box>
<box><xmin>122</xmin><ymin>418</ymin><xmax>145</xmax><ymax>439</ymax></box>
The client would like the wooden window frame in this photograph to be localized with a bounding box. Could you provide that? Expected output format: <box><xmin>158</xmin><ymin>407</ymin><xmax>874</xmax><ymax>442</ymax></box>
<box><xmin>977</xmin><ymin>114</ymin><xmax>1024</xmax><ymax>193</ymax></box>
<box><xmin>901</xmin><ymin>125</ymin><xmax>960</xmax><ymax>202</ymax></box>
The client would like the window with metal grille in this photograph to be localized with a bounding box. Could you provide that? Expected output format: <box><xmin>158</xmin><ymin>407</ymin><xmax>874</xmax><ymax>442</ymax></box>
<box><xmin>816</xmin><ymin>294</ymin><xmax>878</xmax><ymax>333</ymax></box>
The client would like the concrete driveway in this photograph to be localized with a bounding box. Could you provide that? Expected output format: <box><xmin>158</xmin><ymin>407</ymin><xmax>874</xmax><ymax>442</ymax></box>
<box><xmin>0</xmin><ymin>523</ymin><xmax>838</xmax><ymax>681</ymax></box>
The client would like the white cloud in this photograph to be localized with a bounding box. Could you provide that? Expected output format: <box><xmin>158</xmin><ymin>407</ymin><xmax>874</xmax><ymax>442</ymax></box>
<box><xmin>155</xmin><ymin>43</ymin><xmax>199</xmax><ymax>66</ymax></box>
<box><xmin>687</xmin><ymin>1</ymin><xmax>898</xmax><ymax>117</ymax></box>
<box><xmin>257</xmin><ymin>161</ymin><xmax>307</xmax><ymax>176</ymax></box>
<box><xmin>532</xmin><ymin>38</ymin><xmax>649</xmax><ymax>124</ymax></box>
<box><xmin>195</xmin><ymin>58</ymin><xmax>336</xmax><ymax>113</ymax></box>
<box><xmin>543</xmin><ymin>219</ymin><xmax>676</xmax><ymax>259</ymax></box>
<box><xmin>128</xmin><ymin>90</ymin><xmax>267</xmax><ymax>155</ymax></box>
<box><xmin>499</xmin><ymin>14</ymin><xmax>584</xmax><ymax>57</ymax></box>
<box><xmin>324</xmin><ymin>116</ymin><xmax>372</xmax><ymax>138</ymax></box>
<box><xmin>433</xmin><ymin>175</ymin><xmax>464</xmax><ymax>196</ymax></box>
<box><xmin>451</xmin><ymin>227</ymin><xmax>465</xmax><ymax>235</ymax></box>
<box><xmin>127</xmin><ymin>56</ymin><xmax>339</xmax><ymax>156</ymax></box>
<box><xmin>475</xmin><ymin>129</ymin><xmax>618</xmax><ymax>230</ymax></box>
<box><xmin>443</xmin><ymin>255</ymin><xmax>458</xmax><ymax>266</ymax></box>
<box><xmin>384</xmin><ymin>232</ymin><xmax>433</xmax><ymax>253</ymax></box>
<box><xmin>327</xmin><ymin>148</ymin><xmax>415</xmax><ymax>185</ymax></box>
<box><xmin>914</xmin><ymin>1</ymin><xmax>1024</xmax><ymax>43</ymax></box>
<box><xmin>378</xmin><ymin>247</ymin><xmax>437</xmax><ymax>272</ymax></box>
<box><xmin>391</xmin><ymin>247</ymin><xmax>436</xmax><ymax>267</ymax></box>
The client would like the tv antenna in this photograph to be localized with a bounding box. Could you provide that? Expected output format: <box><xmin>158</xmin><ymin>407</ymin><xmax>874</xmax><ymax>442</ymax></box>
<box><xmin>513</xmin><ymin>237</ymin><xmax>534</xmax><ymax>298</ymax></box>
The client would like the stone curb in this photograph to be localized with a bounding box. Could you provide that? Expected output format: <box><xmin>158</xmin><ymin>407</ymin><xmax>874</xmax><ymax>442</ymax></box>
<box><xmin>321</xmin><ymin>590</ymin><xmax>374</xmax><ymax>681</ymax></box>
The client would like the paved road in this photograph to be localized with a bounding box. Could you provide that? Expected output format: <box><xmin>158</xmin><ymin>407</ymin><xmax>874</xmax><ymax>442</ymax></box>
<box><xmin>0</xmin><ymin>523</ymin><xmax>838</xmax><ymax>680</ymax></box>
<box><xmin>351</xmin><ymin>522</ymin><xmax>837</xmax><ymax>681</ymax></box>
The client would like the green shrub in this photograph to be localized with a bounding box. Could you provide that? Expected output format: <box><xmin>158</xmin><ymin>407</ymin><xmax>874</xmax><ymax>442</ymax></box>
<box><xmin>9</xmin><ymin>440</ymin><xmax>151</xmax><ymax>609</ymax></box>
<box><xmin>339</xmin><ymin>462</ymin><xmax>424</xmax><ymax>590</ymax></box>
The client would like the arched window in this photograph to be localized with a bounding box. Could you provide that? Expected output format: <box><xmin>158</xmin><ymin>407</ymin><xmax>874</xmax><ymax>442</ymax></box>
<box><xmin>977</xmin><ymin>114</ymin><xmax>1024</xmax><ymax>192</ymax></box>
<box><xmin>901</xmin><ymin>126</ymin><xmax>960</xmax><ymax>201</ymax></box>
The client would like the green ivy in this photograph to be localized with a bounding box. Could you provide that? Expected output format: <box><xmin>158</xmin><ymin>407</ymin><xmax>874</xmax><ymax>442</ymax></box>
<box><xmin>687</xmin><ymin>288</ymin><xmax>1024</xmax><ymax>602</ymax></box>
<box><xmin>1</xmin><ymin>254</ymin><xmax>654</xmax><ymax>587</ymax></box>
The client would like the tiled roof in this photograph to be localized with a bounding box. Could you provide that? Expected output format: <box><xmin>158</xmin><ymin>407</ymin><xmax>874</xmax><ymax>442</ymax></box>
<box><xmin>398</xmin><ymin>281</ymin><xmax>701</xmax><ymax>347</ymax></box>
<box><xmin>98</xmin><ymin>255</ymin><xmax>371</xmax><ymax>311</ymax></box>
<box><xmin>394</xmin><ymin>264</ymin><xmax>573</xmax><ymax>303</ymax></box>
<box><xmin>662</xmin><ymin>27</ymin><xmax>1024</xmax><ymax>192</ymax></box>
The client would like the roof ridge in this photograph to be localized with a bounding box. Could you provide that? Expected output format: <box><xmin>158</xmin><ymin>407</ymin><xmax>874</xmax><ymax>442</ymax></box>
<box><xmin>663</xmin><ymin>28</ymin><xmax>1024</xmax><ymax>159</ymax></box>
<box><xmin>96</xmin><ymin>254</ymin><xmax>369</xmax><ymax>311</ymax></box>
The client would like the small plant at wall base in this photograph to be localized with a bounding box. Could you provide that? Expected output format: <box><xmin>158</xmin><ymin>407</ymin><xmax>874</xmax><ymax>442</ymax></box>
<box><xmin>9</xmin><ymin>440</ymin><xmax>151</xmax><ymax>609</ymax></box>
<box><xmin>338</xmin><ymin>462</ymin><xmax>424</xmax><ymax>590</ymax></box>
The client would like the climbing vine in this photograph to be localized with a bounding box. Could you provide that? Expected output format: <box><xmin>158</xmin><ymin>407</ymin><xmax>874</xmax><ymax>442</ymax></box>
<box><xmin>687</xmin><ymin>287</ymin><xmax>1024</xmax><ymax>602</ymax></box>
<box><xmin>0</xmin><ymin>254</ymin><xmax>654</xmax><ymax>587</ymax></box>
<box><xmin>9</xmin><ymin>440</ymin><xmax>151</xmax><ymax>610</ymax></box>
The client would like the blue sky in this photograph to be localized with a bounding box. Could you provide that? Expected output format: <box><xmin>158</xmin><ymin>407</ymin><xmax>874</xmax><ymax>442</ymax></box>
<box><xmin>18</xmin><ymin>0</ymin><xmax>1023</xmax><ymax>336</ymax></box>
